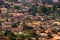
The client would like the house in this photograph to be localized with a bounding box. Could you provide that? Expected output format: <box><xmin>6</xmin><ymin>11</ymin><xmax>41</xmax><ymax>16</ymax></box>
<box><xmin>2</xmin><ymin>24</ymin><xmax>12</xmax><ymax>29</ymax></box>
<box><xmin>0</xmin><ymin>35</ymin><xmax>9</xmax><ymax>40</ymax></box>
<box><xmin>4</xmin><ymin>22</ymin><xmax>12</xmax><ymax>25</ymax></box>
<box><xmin>53</xmin><ymin>0</ymin><xmax>60</xmax><ymax>2</ymax></box>
<box><xmin>42</xmin><ymin>0</ymin><xmax>53</xmax><ymax>4</ymax></box>
<box><xmin>0</xmin><ymin>8</ymin><xmax>7</xmax><ymax>14</ymax></box>
<box><xmin>17</xmin><ymin>0</ymin><xmax>22</xmax><ymax>2</ymax></box>
<box><xmin>8</xmin><ymin>0</ymin><xmax>17</xmax><ymax>2</ymax></box>
<box><xmin>53</xmin><ymin>22</ymin><xmax>60</xmax><ymax>25</ymax></box>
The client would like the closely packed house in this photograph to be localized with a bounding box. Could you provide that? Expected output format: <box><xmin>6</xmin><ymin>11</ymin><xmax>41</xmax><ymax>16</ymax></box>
<box><xmin>0</xmin><ymin>0</ymin><xmax>60</xmax><ymax>40</ymax></box>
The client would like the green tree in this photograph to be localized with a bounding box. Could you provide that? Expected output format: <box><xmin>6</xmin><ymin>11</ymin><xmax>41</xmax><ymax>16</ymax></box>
<box><xmin>29</xmin><ymin>3</ymin><xmax>38</xmax><ymax>16</ymax></box>
<box><xmin>11</xmin><ymin>23</ymin><xmax>18</xmax><ymax>28</ymax></box>
<box><xmin>16</xmin><ymin>34</ymin><xmax>24</xmax><ymax>40</ymax></box>
<box><xmin>52</xmin><ymin>3</ymin><xmax>57</xmax><ymax>13</ymax></box>
<box><xmin>14</xmin><ymin>6</ymin><xmax>20</xmax><ymax>10</ymax></box>
<box><xmin>47</xmin><ymin>32</ymin><xmax>53</xmax><ymax>39</ymax></box>
<box><xmin>4</xmin><ymin>30</ymin><xmax>16</xmax><ymax>40</ymax></box>
<box><xmin>23</xmin><ymin>22</ymin><xmax>33</xmax><ymax>31</ymax></box>
<box><xmin>4</xmin><ymin>30</ymin><xmax>16</xmax><ymax>37</ymax></box>
<box><xmin>40</xmin><ymin>6</ymin><xmax>48</xmax><ymax>15</ymax></box>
